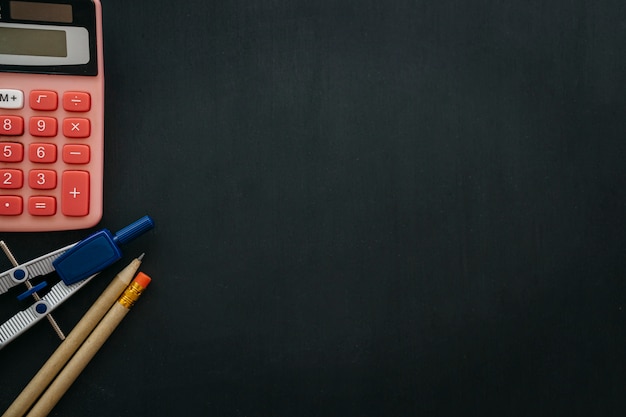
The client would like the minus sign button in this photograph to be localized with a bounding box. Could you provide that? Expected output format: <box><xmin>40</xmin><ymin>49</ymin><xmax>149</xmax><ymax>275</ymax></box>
<box><xmin>63</xmin><ymin>145</ymin><xmax>90</xmax><ymax>164</ymax></box>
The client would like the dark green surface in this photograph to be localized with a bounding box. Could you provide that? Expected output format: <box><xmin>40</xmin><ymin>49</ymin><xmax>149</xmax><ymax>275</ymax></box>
<box><xmin>1</xmin><ymin>1</ymin><xmax>626</xmax><ymax>415</ymax></box>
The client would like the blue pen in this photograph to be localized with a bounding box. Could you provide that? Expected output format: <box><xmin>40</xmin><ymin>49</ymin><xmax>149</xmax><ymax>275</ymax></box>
<box><xmin>53</xmin><ymin>215</ymin><xmax>155</xmax><ymax>285</ymax></box>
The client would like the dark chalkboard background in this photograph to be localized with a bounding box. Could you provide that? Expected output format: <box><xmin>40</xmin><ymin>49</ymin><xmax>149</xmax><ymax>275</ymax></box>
<box><xmin>1</xmin><ymin>1</ymin><xmax>626</xmax><ymax>415</ymax></box>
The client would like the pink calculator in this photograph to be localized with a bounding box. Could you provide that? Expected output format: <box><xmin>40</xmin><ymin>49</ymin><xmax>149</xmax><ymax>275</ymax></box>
<box><xmin>0</xmin><ymin>0</ymin><xmax>104</xmax><ymax>231</ymax></box>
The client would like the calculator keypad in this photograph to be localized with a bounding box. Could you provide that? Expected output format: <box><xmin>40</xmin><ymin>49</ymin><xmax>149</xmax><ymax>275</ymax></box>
<box><xmin>0</xmin><ymin>88</ymin><xmax>98</xmax><ymax>228</ymax></box>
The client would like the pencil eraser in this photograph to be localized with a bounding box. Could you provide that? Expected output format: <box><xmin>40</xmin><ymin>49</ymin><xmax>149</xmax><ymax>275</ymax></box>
<box><xmin>133</xmin><ymin>272</ymin><xmax>152</xmax><ymax>288</ymax></box>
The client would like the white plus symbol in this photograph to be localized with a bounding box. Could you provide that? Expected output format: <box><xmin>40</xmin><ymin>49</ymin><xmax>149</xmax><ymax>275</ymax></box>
<box><xmin>69</xmin><ymin>187</ymin><xmax>81</xmax><ymax>198</ymax></box>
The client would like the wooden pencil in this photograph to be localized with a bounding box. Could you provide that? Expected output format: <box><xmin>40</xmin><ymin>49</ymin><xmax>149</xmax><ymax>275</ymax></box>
<box><xmin>25</xmin><ymin>272</ymin><xmax>151</xmax><ymax>417</ymax></box>
<box><xmin>2</xmin><ymin>256</ymin><xmax>144</xmax><ymax>417</ymax></box>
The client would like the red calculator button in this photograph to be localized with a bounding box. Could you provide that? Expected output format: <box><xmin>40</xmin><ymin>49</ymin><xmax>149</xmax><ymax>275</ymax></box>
<box><xmin>62</xmin><ymin>144</ymin><xmax>90</xmax><ymax>164</ymax></box>
<box><xmin>29</xmin><ymin>117</ymin><xmax>58</xmax><ymax>137</ymax></box>
<box><xmin>29</xmin><ymin>143</ymin><xmax>57</xmax><ymax>163</ymax></box>
<box><xmin>30</xmin><ymin>91</ymin><xmax>58</xmax><ymax>111</ymax></box>
<box><xmin>63</xmin><ymin>92</ymin><xmax>91</xmax><ymax>112</ymax></box>
<box><xmin>0</xmin><ymin>142</ymin><xmax>24</xmax><ymax>162</ymax></box>
<box><xmin>29</xmin><ymin>169</ymin><xmax>57</xmax><ymax>189</ymax></box>
<box><xmin>62</xmin><ymin>171</ymin><xmax>89</xmax><ymax>216</ymax></box>
<box><xmin>0</xmin><ymin>116</ymin><xmax>24</xmax><ymax>135</ymax></box>
<box><xmin>0</xmin><ymin>196</ymin><xmax>22</xmax><ymax>215</ymax></box>
<box><xmin>0</xmin><ymin>169</ymin><xmax>23</xmax><ymax>189</ymax></box>
<box><xmin>28</xmin><ymin>196</ymin><xmax>56</xmax><ymax>216</ymax></box>
<box><xmin>63</xmin><ymin>118</ymin><xmax>90</xmax><ymax>138</ymax></box>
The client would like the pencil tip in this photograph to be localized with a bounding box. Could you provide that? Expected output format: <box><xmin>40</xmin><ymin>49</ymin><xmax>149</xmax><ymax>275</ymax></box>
<box><xmin>137</xmin><ymin>253</ymin><xmax>145</xmax><ymax>261</ymax></box>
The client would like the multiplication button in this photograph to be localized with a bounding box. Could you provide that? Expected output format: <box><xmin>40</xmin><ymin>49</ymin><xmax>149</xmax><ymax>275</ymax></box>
<box><xmin>62</xmin><ymin>118</ymin><xmax>90</xmax><ymax>138</ymax></box>
<box><xmin>0</xmin><ymin>90</ymin><xmax>24</xmax><ymax>109</ymax></box>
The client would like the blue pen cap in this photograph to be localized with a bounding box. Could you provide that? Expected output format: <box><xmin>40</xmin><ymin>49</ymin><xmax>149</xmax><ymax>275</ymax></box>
<box><xmin>54</xmin><ymin>229</ymin><xmax>121</xmax><ymax>285</ymax></box>
<box><xmin>53</xmin><ymin>215</ymin><xmax>155</xmax><ymax>285</ymax></box>
<box><xmin>113</xmin><ymin>215</ymin><xmax>155</xmax><ymax>245</ymax></box>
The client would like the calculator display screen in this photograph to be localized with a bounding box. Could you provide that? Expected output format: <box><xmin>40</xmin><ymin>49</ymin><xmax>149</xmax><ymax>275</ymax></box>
<box><xmin>0</xmin><ymin>22</ymin><xmax>88</xmax><ymax>66</ymax></box>
<box><xmin>0</xmin><ymin>0</ymin><xmax>98</xmax><ymax>75</ymax></box>
<box><xmin>10</xmin><ymin>1</ymin><xmax>72</xmax><ymax>23</ymax></box>
<box><xmin>0</xmin><ymin>26</ymin><xmax>67</xmax><ymax>57</ymax></box>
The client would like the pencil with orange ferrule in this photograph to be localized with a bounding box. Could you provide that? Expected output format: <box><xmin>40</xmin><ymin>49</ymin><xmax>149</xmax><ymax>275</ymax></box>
<box><xmin>26</xmin><ymin>272</ymin><xmax>152</xmax><ymax>417</ymax></box>
<box><xmin>2</xmin><ymin>255</ymin><xmax>145</xmax><ymax>417</ymax></box>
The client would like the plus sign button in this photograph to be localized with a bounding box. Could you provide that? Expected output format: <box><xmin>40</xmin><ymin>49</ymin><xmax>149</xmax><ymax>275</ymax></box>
<box><xmin>61</xmin><ymin>171</ymin><xmax>89</xmax><ymax>216</ymax></box>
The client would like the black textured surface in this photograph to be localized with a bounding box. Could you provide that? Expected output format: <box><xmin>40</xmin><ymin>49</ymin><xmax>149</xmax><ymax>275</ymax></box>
<box><xmin>1</xmin><ymin>1</ymin><xmax>626</xmax><ymax>415</ymax></box>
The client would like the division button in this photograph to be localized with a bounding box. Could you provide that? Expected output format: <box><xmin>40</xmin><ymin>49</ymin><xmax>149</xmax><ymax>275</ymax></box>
<box><xmin>63</xmin><ymin>92</ymin><xmax>91</xmax><ymax>112</ymax></box>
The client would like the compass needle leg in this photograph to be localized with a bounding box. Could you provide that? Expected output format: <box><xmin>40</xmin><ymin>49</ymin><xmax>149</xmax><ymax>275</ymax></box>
<box><xmin>0</xmin><ymin>241</ymin><xmax>66</xmax><ymax>340</ymax></box>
